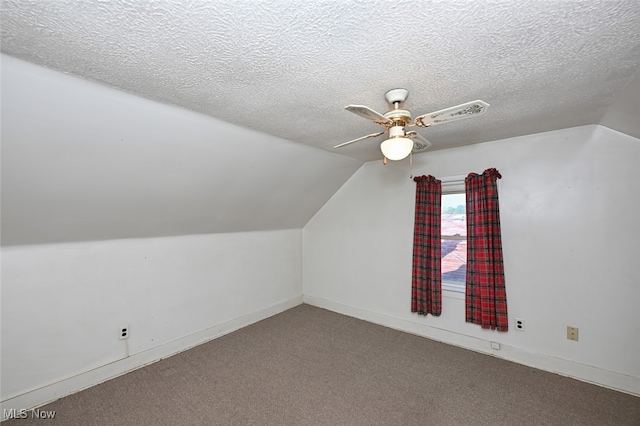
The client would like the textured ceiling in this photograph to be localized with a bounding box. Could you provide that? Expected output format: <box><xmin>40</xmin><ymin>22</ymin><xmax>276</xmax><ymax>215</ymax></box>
<box><xmin>2</xmin><ymin>0</ymin><xmax>640</xmax><ymax>162</ymax></box>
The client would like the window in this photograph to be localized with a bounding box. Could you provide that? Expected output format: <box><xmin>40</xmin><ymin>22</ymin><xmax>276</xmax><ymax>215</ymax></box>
<box><xmin>441</xmin><ymin>189</ymin><xmax>466</xmax><ymax>293</ymax></box>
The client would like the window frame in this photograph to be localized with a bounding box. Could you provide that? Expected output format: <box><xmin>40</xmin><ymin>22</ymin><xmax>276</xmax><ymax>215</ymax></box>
<box><xmin>440</xmin><ymin>176</ymin><xmax>466</xmax><ymax>294</ymax></box>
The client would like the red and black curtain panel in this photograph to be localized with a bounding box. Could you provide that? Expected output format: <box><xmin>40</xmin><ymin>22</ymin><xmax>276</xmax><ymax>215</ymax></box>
<box><xmin>411</xmin><ymin>175</ymin><xmax>442</xmax><ymax>316</ymax></box>
<box><xmin>465</xmin><ymin>168</ymin><xmax>508</xmax><ymax>331</ymax></box>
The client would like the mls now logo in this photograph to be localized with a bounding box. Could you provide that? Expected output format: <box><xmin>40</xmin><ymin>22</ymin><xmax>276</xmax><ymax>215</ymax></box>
<box><xmin>4</xmin><ymin>408</ymin><xmax>56</xmax><ymax>419</ymax></box>
<box><xmin>3</xmin><ymin>409</ymin><xmax>27</xmax><ymax>419</ymax></box>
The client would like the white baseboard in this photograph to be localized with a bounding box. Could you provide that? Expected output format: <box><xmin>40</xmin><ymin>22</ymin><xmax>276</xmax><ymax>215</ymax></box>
<box><xmin>303</xmin><ymin>295</ymin><xmax>640</xmax><ymax>397</ymax></box>
<box><xmin>1</xmin><ymin>295</ymin><xmax>303</xmax><ymax>420</ymax></box>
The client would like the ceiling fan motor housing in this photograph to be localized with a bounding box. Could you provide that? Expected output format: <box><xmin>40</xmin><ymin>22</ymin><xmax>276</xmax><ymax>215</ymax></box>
<box><xmin>385</xmin><ymin>88</ymin><xmax>412</xmax><ymax>124</ymax></box>
<box><xmin>388</xmin><ymin>126</ymin><xmax>405</xmax><ymax>138</ymax></box>
<box><xmin>384</xmin><ymin>109</ymin><xmax>411</xmax><ymax>125</ymax></box>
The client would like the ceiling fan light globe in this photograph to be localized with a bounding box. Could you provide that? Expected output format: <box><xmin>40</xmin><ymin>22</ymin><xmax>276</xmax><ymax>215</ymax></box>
<box><xmin>380</xmin><ymin>137</ymin><xmax>414</xmax><ymax>161</ymax></box>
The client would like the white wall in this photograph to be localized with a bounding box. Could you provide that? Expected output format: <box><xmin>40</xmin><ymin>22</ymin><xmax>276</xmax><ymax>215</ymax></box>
<box><xmin>1</xmin><ymin>54</ymin><xmax>361</xmax><ymax>246</ymax></box>
<box><xmin>601</xmin><ymin>69</ymin><xmax>640</xmax><ymax>140</ymax></box>
<box><xmin>303</xmin><ymin>125</ymin><xmax>640</xmax><ymax>395</ymax></box>
<box><xmin>1</xmin><ymin>229</ymin><xmax>303</xmax><ymax>410</ymax></box>
<box><xmin>2</xmin><ymin>124</ymin><xmax>639</xmax><ymax>416</ymax></box>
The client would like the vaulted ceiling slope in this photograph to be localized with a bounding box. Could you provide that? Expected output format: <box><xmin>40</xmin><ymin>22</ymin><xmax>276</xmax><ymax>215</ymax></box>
<box><xmin>1</xmin><ymin>55</ymin><xmax>361</xmax><ymax>246</ymax></box>
<box><xmin>2</xmin><ymin>1</ymin><xmax>640</xmax><ymax>164</ymax></box>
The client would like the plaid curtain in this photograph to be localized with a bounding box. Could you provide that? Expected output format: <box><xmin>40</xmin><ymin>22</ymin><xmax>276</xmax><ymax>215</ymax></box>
<box><xmin>411</xmin><ymin>175</ymin><xmax>442</xmax><ymax>316</ymax></box>
<box><xmin>465</xmin><ymin>168</ymin><xmax>508</xmax><ymax>331</ymax></box>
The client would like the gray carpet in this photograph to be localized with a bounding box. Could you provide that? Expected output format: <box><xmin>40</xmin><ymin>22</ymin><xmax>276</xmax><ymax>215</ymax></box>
<box><xmin>4</xmin><ymin>304</ymin><xmax>639</xmax><ymax>425</ymax></box>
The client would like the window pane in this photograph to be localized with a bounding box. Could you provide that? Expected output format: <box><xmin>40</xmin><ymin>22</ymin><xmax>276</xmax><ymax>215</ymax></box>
<box><xmin>441</xmin><ymin>193</ymin><xmax>466</xmax><ymax>236</ymax></box>
<box><xmin>442</xmin><ymin>240</ymin><xmax>466</xmax><ymax>284</ymax></box>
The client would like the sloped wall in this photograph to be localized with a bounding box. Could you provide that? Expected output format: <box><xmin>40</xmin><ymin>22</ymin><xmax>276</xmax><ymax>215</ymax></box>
<box><xmin>1</xmin><ymin>54</ymin><xmax>361</xmax><ymax>246</ymax></box>
<box><xmin>303</xmin><ymin>125</ymin><xmax>640</xmax><ymax>395</ymax></box>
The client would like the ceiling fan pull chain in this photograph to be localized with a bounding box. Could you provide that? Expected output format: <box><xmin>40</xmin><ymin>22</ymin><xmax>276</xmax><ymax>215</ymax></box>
<box><xmin>409</xmin><ymin>151</ymin><xmax>413</xmax><ymax>179</ymax></box>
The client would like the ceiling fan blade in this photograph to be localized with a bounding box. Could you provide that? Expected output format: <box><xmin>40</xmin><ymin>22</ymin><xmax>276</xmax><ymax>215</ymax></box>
<box><xmin>405</xmin><ymin>131</ymin><xmax>432</xmax><ymax>152</ymax></box>
<box><xmin>345</xmin><ymin>105</ymin><xmax>392</xmax><ymax>125</ymax></box>
<box><xmin>334</xmin><ymin>129</ymin><xmax>388</xmax><ymax>149</ymax></box>
<box><xmin>414</xmin><ymin>100</ymin><xmax>489</xmax><ymax>127</ymax></box>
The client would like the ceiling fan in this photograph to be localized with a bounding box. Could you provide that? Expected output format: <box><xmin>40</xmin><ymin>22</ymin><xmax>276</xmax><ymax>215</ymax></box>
<box><xmin>335</xmin><ymin>89</ymin><xmax>489</xmax><ymax>161</ymax></box>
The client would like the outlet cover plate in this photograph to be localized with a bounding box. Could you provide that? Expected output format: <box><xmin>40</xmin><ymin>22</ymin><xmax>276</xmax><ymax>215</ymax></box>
<box><xmin>567</xmin><ymin>326</ymin><xmax>579</xmax><ymax>341</ymax></box>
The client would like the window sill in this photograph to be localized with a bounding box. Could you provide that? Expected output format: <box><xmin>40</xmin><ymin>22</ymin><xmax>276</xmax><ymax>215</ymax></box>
<box><xmin>443</xmin><ymin>282</ymin><xmax>465</xmax><ymax>300</ymax></box>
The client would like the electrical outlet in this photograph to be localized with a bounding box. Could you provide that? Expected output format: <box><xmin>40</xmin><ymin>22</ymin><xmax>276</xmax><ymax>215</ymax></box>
<box><xmin>567</xmin><ymin>326</ymin><xmax>579</xmax><ymax>341</ymax></box>
<box><xmin>515</xmin><ymin>318</ymin><xmax>525</xmax><ymax>331</ymax></box>
<box><xmin>119</xmin><ymin>326</ymin><xmax>130</xmax><ymax>340</ymax></box>
<box><xmin>490</xmin><ymin>341</ymin><xmax>501</xmax><ymax>350</ymax></box>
